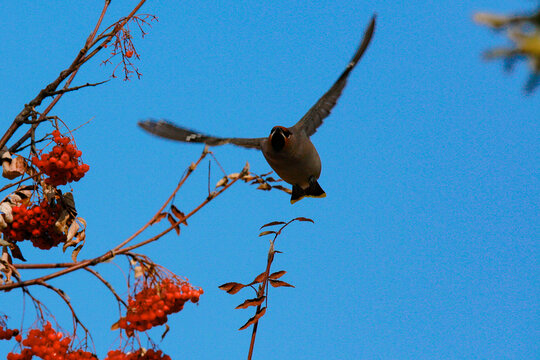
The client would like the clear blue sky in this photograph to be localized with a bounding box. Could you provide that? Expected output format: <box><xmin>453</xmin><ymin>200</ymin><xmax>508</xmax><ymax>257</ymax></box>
<box><xmin>1</xmin><ymin>1</ymin><xmax>538</xmax><ymax>359</ymax></box>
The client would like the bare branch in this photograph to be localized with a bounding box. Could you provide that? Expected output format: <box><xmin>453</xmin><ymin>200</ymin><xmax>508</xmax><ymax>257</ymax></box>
<box><xmin>46</xmin><ymin>80</ymin><xmax>109</xmax><ymax>97</ymax></box>
<box><xmin>37</xmin><ymin>280</ymin><xmax>91</xmax><ymax>336</ymax></box>
<box><xmin>84</xmin><ymin>267</ymin><xmax>128</xmax><ymax>308</ymax></box>
<box><xmin>6</xmin><ymin>156</ymin><xmax>247</xmax><ymax>291</ymax></box>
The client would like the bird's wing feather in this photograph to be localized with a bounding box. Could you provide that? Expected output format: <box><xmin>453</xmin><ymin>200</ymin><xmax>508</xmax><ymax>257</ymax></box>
<box><xmin>138</xmin><ymin>119</ymin><xmax>263</xmax><ymax>149</ymax></box>
<box><xmin>291</xmin><ymin>14</ymin><xmax>376</xmax><ymax>137</ymax></box>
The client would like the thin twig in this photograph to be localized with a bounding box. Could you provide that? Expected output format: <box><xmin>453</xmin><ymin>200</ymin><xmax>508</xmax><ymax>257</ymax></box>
<box><xmin>119</xmin><ymin>162</ymin><xmax>248</xmax><ymax>254</ymax></box>
<box><xmin>37</xmin><ymin>280</ymin><xmax>91</xmax><ymax>336</ymax></box>
<box><xmin>84</xmin><ymin>267</ymin><xmax>128</xmax><ymax>308</ymax></box>
<box><xmin>46</xmin><ymin>80</ymin><xmax>109</xmax><ymax>96</ymax></box>
<box><xmin>112</xmin><ymin>146</ymin><xmax>209</xmax><ymax>252</ymax></box>
<box><xmin>0</xmin><ymin>174</ymin><xmax>39</xmax><ymax>193</ymax></box>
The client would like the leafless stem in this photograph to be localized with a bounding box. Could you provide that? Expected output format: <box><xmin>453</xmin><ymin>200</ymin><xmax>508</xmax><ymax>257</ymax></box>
<box><xmin>46</xmin><ymin>80</ymin><xmax>109</xmax><ymax>96</ymax></box>
<box><xmin>0</xmin><ymin>174</ymin><xmax>39</xmax><ymax>193</ymax></box>
<box><xmin>112</xmin><ymin>146</ymin><xmax>209</xmax><ymax>252</ymax></box>
<box><xmin>84</xmin><ymin>267</ymin><xmax>128</xmax><ymax>308</ymax></box>
<box><xmin>247</xmin><ymin>243</ymin><xmax>274</xmax><ymax>360</ymax></box>
<box><xmin>37</xmin><ymin>280</ymin><xmax>91</xmax><ymax>337</ymax></box>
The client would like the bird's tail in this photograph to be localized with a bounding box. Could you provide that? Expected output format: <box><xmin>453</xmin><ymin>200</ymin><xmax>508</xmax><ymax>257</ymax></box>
<box><xmin>290</xmin><ymin>180</ymin><xmax>326</xmax><ymax>204</ymax></box>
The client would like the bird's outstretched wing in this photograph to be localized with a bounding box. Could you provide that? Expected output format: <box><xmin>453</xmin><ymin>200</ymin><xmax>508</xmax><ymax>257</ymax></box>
<box><xmin>291</xmin><ymin>14</ymin><xmax>376</xmax><ymax>137</ymax></box>
<box><xmin>138</xmin><ymin>119</ymin><xmax>264</xmax><ymax>149</ymax></box>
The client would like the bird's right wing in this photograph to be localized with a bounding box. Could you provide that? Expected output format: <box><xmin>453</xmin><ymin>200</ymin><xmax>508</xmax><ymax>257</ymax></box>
<box><xmin>138</xmin><ymin>119</ymin><xmax>264</xmax><ymax>149</ymax></box>
<box><xmin>291</xmin><ymin>15</ymin><xmax>376</xmax><ymax>137</ymax></box>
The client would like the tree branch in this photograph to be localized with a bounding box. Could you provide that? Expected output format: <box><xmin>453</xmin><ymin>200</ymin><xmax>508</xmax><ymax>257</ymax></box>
<box><xmin>84</xmin><ymin>267</ymin><xmax>128</xmax><ymax>308</ymax></box>
<box><xmin>7</xmin><ymin>159</ymin><xmax>249</xmax><ymax>291</ymax></box>
<box><xmin>46</xmin><ymin>80</ymin><xmax>109</xmax><ymax>97</ymax></box>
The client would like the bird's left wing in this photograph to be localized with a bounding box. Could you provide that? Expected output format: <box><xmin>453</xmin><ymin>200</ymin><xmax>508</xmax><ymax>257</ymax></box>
<box><xmin>138</xmin><ymin>119</ymin><xmax>264</xmax><ymax>149</ymax></box>
<box><xmin>291</xmin><ymin>14</ymin><xmax>376</xmax><ymax>137</ymax></box>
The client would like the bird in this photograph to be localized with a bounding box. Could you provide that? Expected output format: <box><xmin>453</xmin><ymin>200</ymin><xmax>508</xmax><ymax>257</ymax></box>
<box><xmin>139</xmin><ymin>15</ymin><xmax>376</xmax><ymax>204</ymax></box>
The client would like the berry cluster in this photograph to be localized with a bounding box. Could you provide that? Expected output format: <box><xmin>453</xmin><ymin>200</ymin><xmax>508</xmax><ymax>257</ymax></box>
<box><xmin>0</xmin><ymin>325</ymin><xmax>18</xmax><ymax>340</ymax></box>
<box><xmin>32</xmin><ymin>130</ymin><xmax>89</xmax><ymax>186</ymax></box>
<box><xmin>2</xmin><ymin>200</ymin><xmax>65</xmax><ymax>249</ymax></box>
<box><xmin>7</xmin><ymin>322</ymin><xmax>96</xmax><ymax>360</ymax></box>
<box><xmin>105</xmin><ymin>349</ymin><xmax>171</xmax><ymax>360</ymax></box>
<box><xmin>118</xmin><ymin>278</ymin><xmax>203</xmax><ymax>335</ymax></box>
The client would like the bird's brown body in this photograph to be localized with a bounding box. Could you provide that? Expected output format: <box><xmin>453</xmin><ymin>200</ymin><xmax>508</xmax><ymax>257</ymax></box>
<box><xmin>261</xmin><ymin>126</ymin><xmax>321</xmax><ymax>189</ymax></box>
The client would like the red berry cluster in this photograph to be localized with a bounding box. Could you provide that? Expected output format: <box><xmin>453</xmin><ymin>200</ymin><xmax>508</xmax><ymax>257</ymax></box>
<box><xmin>118</xmin><ymin>278</ymin><xmax>203</xmax><ymax>335</ymax></box>
<box><xmin>105</xmin><ymin>349</ymin><xmax>171</xmax><ymax>360</ymax></box>
<box><xmin>0</xmin><ymin>325</ymin><xmax>18</xmax><ymax>340</ymax></box>
<box><xmin>2</xmin><ymin>200</ymin><xmax>66</xmax><ymax>249</ymax></box>
<box><xmin>32</xmin><ymin>130</ymin><xmax>89</xmax><ymax>186</ymax></box>
<box><xmin>7</xmin><ymin>322</ymin><xmax>96</xmax><ymax>360</ymax></box>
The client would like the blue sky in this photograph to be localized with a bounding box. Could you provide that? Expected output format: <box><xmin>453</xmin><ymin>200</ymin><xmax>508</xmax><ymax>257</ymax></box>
<box><xmin>1</xmin><ymin>1</ymin><xmax>538</xmax><ymax>359</ymax></box>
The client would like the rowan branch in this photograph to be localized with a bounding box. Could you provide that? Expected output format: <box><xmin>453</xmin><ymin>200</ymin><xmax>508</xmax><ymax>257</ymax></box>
<box><xmin>0</xmin><ymin>0</ymin><xmax>147</xmax><ymax>151</ymax></box>
<box><xmin>6</xmin><ymin>158</ymin><xmax>248</xmax><ymax>291</ymax></box>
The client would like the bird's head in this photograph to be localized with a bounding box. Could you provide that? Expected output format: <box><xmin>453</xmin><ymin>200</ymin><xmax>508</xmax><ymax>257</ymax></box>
<box><xmin>269</xmin><ymin>126</ymin><xmax>291</xmax><ymax>152</ymax></box>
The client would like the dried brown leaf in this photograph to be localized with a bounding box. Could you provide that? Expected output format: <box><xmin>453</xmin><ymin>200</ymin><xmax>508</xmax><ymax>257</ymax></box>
<box><xmin>215</xmin><ymin>176</ymin><xmax>228</xmax><ymax>188</ymax></box>
<box><xmin>265</xmin><ymin>177</ymin><xmax>277</xmax><ymax>182</ymax></box>
<box><xmin>227</xmin><ymin>172</ymin><xmax>241</xmax><ymax>180</ymax></box>
<box><xmin>9</xmin><ymin>243</ymin><xmax>25</xmax><ymax>262</ymax></box>
<box><xmin>76</xmin><ymin>217</ymin><xmax>87</xmax><ymax>229</ymax></box>
<box><xmin>0</xmin><ymin>149</ymin><xmax>11</xmax><ymax>162</ymax></box>
<box><xmin>2</xmin><ymin>156</ymin><xmax>26</xmax><ymax>180</ymax></box>
<box><xmin>218</xmin><ymin>282</ymin><xmax>246</xmax><ymax>295</ymax></box>
<box><xmin>55</xmin><ymin>209</ymin><xmax>72</xmax><ymax>234</ymax></box>
<box><xmin>269</xmin><ymin>279</ymin><xmax>294</xmax><ymax>288</ymax></box>
<box><xmin>269</xmin><ymin>270</ymin><xmax>286</xmax><ymax>280</ymax></box>
<box><xmin>259</xmin><ymin>221</ymin><xmax>286</xmax><ymax>230</ymax></box>
<box><xmin>260</xmin><ymin>171</ymin><xmax>273</xmax><ymax>177</ymax></box>
<box><xmin>271</xmin><ymin>185</ymin><xmax>292</xmax><ymax>194</ymax></box>
<box><xmin>66</xmin><ymin>221</ymin><xmax>80</xmax><ymax>243</ymax></box>
<box><xmin>0</xmin><ymin>214</ymin><xmax>7</xmax><ymax>230</ymax></box>
<box><xmin>170</xmin><ymin>205</ymin><xmax>188</xmax><ymax>226</ymax></box>
<box><xmin>71</xmin><ymin>243</ymin><xmax>84</xmax><ymax>262</ymax></box>
<box><xmin>235</xmin><ymin>296</ymin><xmax>265</xmax><ymax>309</ymax></box>
<box><xmin>252</xmin><ymin>272</ymin><xmax>266</xmax><ymax>284</ymax></box>
<box><xmin>0</xmin><ymin>203</ymin><xmax>13</xmax><ymax>223</ymax></box>
<box><xmin>7</xmin><ymin>193</ymin><xmax>22</xmax><ymax>204</ymax></box>
<box><xmin>13</xmin><ymin>189</ymin><xmax>32</xmax><ymax>201</ymax></box>
<box><xmin>0</xmin><ymin>249</ymin><xmax>19</xmax><ymax>284</ymax></box>
<box><xmin>258</xmin><ymin>230</ymin><xmax>276</xmax><ymax>237</ymax></box>
<box><xmin>238</xmin><ymin>307</ymin><xmax>266</xmax><ymax>330</ymax></box>
<box><xmin>294</xmin><ymin>217</ymin><xmax>314</xmax><ymax>224</ymax></box>
<box><xmin>134</xmin><ymin>265</ymin><xmax>144</xmax><ymax>278</ymax></box>
<box><xmin>167</xmin><ymin>214</ymin><xmax>180</xmax><ymax>235</ymax></box>
<box><xmin>42</xmin><ymin>182</ymin><xmax>56</xmax><ymax>202</ymax></box>
<box><xmin>161</xmin><ymin>324</ymin><xmax>170</xmax><ymax>341</ymax></box>
<box><xmin>61</xmin><ymin>192</ymin><xmax>77</xmax><ymax>217</ymax></box>
<box><xmin>110</xmin><ymin>320</ymin><xmax>120</xmax><ymax>331</ymax></box>
<box><xmin>256</xmin><ymin>183</ymin><xmax>272</xmax><ymax>191</ymax></box>
<box><xmin>151</xmin><ymin>212</ymin><xmax>168</xmax><ymax>225</ymax></box>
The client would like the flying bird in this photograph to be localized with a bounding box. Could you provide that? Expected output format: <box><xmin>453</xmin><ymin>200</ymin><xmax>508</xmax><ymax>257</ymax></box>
<box><xmin>139</xmin><ymin>15</ymin><xmax>376</xmax><ymax>204</ymax></box>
